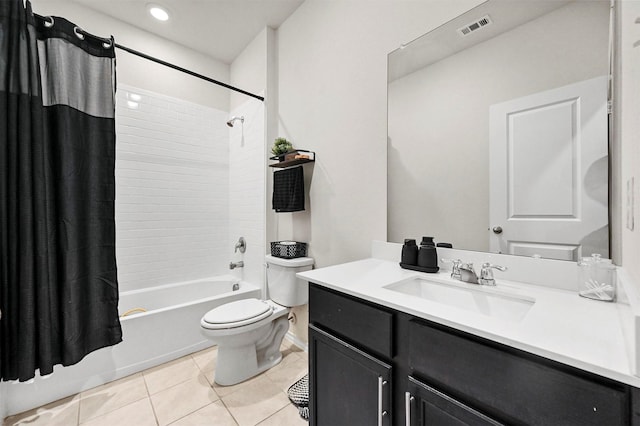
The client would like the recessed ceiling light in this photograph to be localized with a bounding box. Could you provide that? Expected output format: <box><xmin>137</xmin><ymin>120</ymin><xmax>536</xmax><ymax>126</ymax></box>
<box><xmin>148</xmin><ymin>4</ymin><xmax>169</xmax><ymax>21</ymax></box>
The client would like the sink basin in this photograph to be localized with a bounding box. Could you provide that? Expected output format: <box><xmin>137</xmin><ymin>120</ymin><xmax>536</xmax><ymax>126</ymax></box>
<box><xmin>384</xmin><ymin>277</ymin><xmax>535</xmax><ymax>322</ymax></box>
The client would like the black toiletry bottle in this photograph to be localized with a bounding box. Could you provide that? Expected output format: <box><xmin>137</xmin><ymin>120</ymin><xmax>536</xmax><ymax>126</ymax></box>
<box><xmin>401</xmin><ymin>239</ymin><xmax>418</xmax><ymax>265</ymax></box>
<box><xmin>418</xmin><ymin>236</ymin><xmax>438</xmax><ymax>269</ymax></box>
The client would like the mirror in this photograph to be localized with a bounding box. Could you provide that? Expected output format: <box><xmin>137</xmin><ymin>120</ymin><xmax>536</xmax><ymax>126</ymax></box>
<box><xmin>387</xmin><ymin>0</ymin><xmax>611</xmax><ymax>261</ymax></box>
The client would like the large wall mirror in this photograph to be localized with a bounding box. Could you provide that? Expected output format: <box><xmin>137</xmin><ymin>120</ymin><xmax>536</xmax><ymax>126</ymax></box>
<box><xmin>387</xmin><ymin>0</ymin><xmax>611</xmax><ymax>261</ymax></box>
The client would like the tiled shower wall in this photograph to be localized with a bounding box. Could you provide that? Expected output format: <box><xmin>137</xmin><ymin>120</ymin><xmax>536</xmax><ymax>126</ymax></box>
<box><xmin>229</xmin><ymin>97</ymin><xmax>266</xmax><ymax>290</ymax></box>
<box><xmin>115</xmin><ymin>85</ymin><xmax>231</xmax><ymax>293</ymax></box>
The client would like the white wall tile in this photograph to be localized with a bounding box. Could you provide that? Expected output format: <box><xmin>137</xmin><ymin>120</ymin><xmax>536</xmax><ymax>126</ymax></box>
<box><xmin>115</xmin><ymin>84</ymin><xmax>230</xmax><ymax>292</ymax></box>
<box><xmin>228</xmin><ymin>98</ymin><xmax>266</xmax><ymax>290</ymax></box>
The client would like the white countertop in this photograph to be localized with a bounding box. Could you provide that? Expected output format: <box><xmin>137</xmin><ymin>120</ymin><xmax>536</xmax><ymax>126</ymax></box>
<box><xmin>298</xmin><ymin>257</ymin><xmax>640</xmax><ymax>387</ymax></box>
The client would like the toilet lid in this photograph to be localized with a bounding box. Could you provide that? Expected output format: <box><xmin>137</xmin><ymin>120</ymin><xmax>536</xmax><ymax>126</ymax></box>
<box><xmin>202</xmin><ymin>298</ymin><xmax>273</xmax><ymax>329</ymax></box>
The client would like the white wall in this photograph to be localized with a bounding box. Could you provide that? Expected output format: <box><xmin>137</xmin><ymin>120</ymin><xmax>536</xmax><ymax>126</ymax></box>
<box><xmin>115</xmin><ymin>85</ymin><xmax>230</xmax><ymax>292</ymax></box>
<box><xmin>275</xmin><ymin>0</ymin><xmax>483</xmax><ymax>269</ymax></box>
<box><xmin>30</xmin><ymin>1</ymin><xmax>230</xmax><ymax>111</ymax></box>
<box><xmin>228</xmin><ymin>29</ymin><xmax>272</xmax><ymax>292</ymax></box>
<box><xmin>273</xmin><ymin>0</ymin><xmax>483</xmax><ymax>344</ymax></box>
<box><xmin>618</xmin><ymin>1</ymin><xmax>640</xmax><ymax>284</ymax></box>
<box><xmin>388</xmin><ymin>1</ymin><xmax>609</xmax><ymax>251</ymax></box>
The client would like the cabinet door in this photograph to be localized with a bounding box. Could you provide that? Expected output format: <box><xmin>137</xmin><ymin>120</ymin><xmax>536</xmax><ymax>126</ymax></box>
<box><xmin>406</xmin><ymin>377</ymin><xmax>504</xmax><ymax>426</ymax></box>
<box><xmin>309</xmin><ymin>324</ymin><xmax>392</xmax><ymax>426</ymax></box>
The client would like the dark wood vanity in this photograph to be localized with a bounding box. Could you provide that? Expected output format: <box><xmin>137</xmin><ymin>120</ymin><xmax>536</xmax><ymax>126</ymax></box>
<box><xmin>308</xmin><ymin>283</ymin><xmax>640</xmax><ymax>426</ymax></box>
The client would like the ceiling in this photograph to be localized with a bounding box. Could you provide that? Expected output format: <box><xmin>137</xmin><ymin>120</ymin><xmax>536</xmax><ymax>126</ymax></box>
<box><xmin>71</xmin><ymin>0</ymin><xmax>305</xmax><ymax>63</ymax></box>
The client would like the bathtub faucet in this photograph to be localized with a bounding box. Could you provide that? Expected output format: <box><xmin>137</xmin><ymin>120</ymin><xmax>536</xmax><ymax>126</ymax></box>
<box><xmin>229</xmin><ymin>261</ymin><xmax>244</xmax><ymax>270</ymax></box>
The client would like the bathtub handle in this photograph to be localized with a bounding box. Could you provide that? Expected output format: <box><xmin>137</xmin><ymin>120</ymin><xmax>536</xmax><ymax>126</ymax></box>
<box><xmin>234</xmin><ymin>237</ymin><xmax>246</xmax><ymax>253</ymax></box>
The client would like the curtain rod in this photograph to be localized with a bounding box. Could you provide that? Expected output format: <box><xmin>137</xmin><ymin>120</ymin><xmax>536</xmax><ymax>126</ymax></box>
<box><xmin>114</xmin><ymin>43</ymin><xmax>265</xmax><ymax>102</ymax></box>
<box><xmin>33</xmin><ymin>13</ymin><xmax>265</xmax><ymax>102</ymax></box>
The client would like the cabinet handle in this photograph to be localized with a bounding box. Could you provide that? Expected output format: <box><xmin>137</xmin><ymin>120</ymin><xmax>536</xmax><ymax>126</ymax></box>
<box><xmin>378</xmin><ymin>376</ymin><xmax>387</xmax><ymax>426</ymax></box>
<box><xmin>405</xmin><ymin>392</ymin><xmax>414</xmax><ymax>426</ymax></box>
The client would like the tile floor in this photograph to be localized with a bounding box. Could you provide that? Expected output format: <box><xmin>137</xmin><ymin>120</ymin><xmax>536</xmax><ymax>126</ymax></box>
<box><xmin>4</xmin><ymin>341</ymin><xmax>308</xmax><ymax>426</ymax></box>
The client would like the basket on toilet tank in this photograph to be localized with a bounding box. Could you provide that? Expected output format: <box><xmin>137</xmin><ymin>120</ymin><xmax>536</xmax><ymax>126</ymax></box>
<box><xmin>266</xmin><ymin>255</ymin><xmax>313</xmax><ymax>306</ymax></box>
<box><xmin>270</xmin><ymin>241</ymin><xmax>307</xmax><ymax>259</ymax></box>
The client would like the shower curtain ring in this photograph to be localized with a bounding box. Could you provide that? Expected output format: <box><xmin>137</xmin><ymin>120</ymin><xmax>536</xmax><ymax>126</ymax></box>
<box><xmin>43</xmin><ymin>16</ymin><xmax>54</xmax><ymax>28</ymax></box>
<box><xmin>102</xmin><ymin>36</ymin><xmax>114</xmax><ymax>49</ymax></box>
<box><xmin>73</xmin><ymin>26</ymin><xmax>85</xmax><ymax>40</ymax></box>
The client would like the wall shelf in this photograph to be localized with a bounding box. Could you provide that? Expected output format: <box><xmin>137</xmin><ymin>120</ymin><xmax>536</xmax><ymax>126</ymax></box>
<box><xmin>269</xmin><ymin>149</ymin><xmax>315</xmax><ymax>169</ymax></box>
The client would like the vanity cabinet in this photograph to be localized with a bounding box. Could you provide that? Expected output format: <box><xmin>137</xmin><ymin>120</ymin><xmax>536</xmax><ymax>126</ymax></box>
<box><xmin>308</xmin><ymin>283</ymin><xmax>640</xmax><ymax>426</ymax></box>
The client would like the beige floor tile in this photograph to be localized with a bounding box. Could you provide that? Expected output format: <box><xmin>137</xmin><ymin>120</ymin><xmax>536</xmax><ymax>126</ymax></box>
<box><xmin>4</xmin><ymin>395</ymin><xmax>79</xmax><ymax>426</ymax></box>
<box><xmin>257</xmin><ymin>404</ymin><xmax>307</xmax><ymax>426</ymax></box>
<box><xmin>297</xmin><ymin>351</ymin><xmax>308</xmax><ymax>363</ymax></box>
<box><xmin>279</xmin><ymin>348</ymin><xmax>303</xmax><ymax>368</ymax></box>
<box><xmin>169</xmin><ymin>401</ymin><xmax>237</xmax><ymax>426</ymax></box>
<box><xmin>143</xmin><ymin>356</ymin><xmax>201</xmax><ymax>395</ymax></box>
<box><xmin>191</xmin><ymin>346</ymin><xmax>218</xmax><ymax>374</ymax></box>
<box><xmin>79</xmin><ymin>374</ymin><xmax>148</xmax><ymax>423</ymax></box>
<box><xmin>150</xmin><ymin>374</ymin><xmax>218</xmax><ymax>426</ymax></box>
<box><xmin>80</xmin><ymin>398</ymin><xmax>157</xmax><ymax>426</ymax></box>
<box><xmin>9</xmin><ymin>344</ymin><xmax>310</xmax><ymax>426</ymax></box>
<box><xmin>210</xmin><ymin>370</ymin><xmax>270</xmax><ymax>398</ymax></box>
<box><xmin>266</xmin><ymin>357</ymin><xmax>308</xmax><ymax>393</ymax></box>
<box><xmin>280</xmin><ymin>340</ymin><xmax>304</xmax><ymax>358</ymax></box>
<box><xmin>221</xmin><ymin>376</ymin><xmax>290</xmax><ymax>426</ymax></box>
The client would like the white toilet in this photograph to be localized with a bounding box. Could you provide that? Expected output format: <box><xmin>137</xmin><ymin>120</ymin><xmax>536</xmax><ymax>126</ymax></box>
<box><xmin>200</xmin><ymin>255</ymin><xmax>314</xmax><ymax>386</ymax></box>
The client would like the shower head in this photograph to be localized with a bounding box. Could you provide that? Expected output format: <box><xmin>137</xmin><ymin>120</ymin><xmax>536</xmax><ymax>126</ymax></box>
<box><xmin>226</xmin><ymin>116</ymin><xmax>244</xmax><ymax>127</ymax></box>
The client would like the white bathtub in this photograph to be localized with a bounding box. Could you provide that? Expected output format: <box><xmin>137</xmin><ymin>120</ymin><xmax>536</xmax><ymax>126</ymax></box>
<box><xmin>6</xmin><ymin>276</ymin><xmax>261</xmax><ymax>416</ymax></box>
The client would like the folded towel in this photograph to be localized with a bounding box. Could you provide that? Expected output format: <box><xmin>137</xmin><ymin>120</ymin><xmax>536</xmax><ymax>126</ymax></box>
<box><xmin>272</xmin><ymin>166</ymin><xmax>305</xmax><ymax>212</ymax></box>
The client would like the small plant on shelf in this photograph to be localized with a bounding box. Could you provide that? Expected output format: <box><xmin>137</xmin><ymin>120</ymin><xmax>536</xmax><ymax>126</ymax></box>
<box><xmin>272</xmin><ymin>137</ymin><xmax>293</xmax><ymax>159</ymax></box>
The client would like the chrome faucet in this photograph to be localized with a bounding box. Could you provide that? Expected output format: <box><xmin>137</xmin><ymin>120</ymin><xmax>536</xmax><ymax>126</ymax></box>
<box><xmin>478</xmin><ymin>263</ymin><xmax>507</xmax><ymax>286</ymax></box>
<box><xmin>456</xmin><ymin>262</ymin><xmax>507</xmax><ymax>285</ymax></box>
<box><xmin>459</xmin><ymin>262</ymin><xmax>479</xmax><ymax>284</ymax></box>
<box><xmin>229</xmin><ymin>261</ymin><xmax>244</xmax><ymax>270</ymax></box>
<box><xmin>234</xmin><ymin>237</ymin><xmax>246</xmax><ymax>253</ymax></box>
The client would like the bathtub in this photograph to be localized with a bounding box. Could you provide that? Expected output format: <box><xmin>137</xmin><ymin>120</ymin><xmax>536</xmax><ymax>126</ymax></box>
<box><xmin>5</xmin><ymin>276</ymin><xmax>261</xmax><ymax>416</ymax></box>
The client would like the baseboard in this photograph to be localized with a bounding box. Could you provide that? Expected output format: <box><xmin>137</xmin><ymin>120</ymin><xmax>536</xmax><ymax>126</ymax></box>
<box><xmin>284</xmin><ymin>331</ymin><xmax>308</xmax><ymax>352</ymax></box>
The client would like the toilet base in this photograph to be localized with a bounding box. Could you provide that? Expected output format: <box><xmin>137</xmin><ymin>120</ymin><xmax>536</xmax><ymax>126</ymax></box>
<box><xmin>213</xmin><ymin>315</ymin><xmax>289</xmax><ymax>386</ymax></box>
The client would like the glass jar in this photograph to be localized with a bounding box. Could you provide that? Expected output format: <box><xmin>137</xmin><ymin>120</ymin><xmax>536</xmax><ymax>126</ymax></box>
<box><xmin>578</xmin><ymin>254</ymin><xmax>616</xmax><ymax>302</ymax></box>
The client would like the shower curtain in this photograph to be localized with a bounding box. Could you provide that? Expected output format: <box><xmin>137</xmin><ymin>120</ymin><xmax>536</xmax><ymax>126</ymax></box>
<box><xmin>0</xmin><ymin>0</ymin><xmax>122</xmax><ymax>381</ymax></box>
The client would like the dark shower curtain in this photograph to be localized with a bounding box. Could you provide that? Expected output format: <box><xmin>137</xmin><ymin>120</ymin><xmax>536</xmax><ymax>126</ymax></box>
<box><xmin>0</xmin><ymin>0</ymin><xmax>122</xmax><ymax>381</ymax></box>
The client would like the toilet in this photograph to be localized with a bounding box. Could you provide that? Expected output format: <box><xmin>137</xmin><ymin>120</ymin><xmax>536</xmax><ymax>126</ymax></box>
<box><xmin>200</xmin><ymin>255</ymin><xmax>314</xmax><ymax>386</ymax></box>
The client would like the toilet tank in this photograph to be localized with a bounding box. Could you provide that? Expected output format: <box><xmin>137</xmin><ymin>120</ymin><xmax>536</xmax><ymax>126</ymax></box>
<box><xmin>265</xmin><ymin>255</ymin><xmax>314</xmax><ymax>307</ymax></box>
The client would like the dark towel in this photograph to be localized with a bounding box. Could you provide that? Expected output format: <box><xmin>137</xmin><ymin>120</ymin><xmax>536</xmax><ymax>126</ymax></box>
<box><xmin>273</xmin><ymin>166</ymin><xmax>305</xmax><ymax>212</ymax></box>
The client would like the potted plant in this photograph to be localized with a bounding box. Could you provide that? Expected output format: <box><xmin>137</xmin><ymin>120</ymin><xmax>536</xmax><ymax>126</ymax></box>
<box><xmin>272</xmin><ymin>137</ymin><xmax>293</xmax><ymax>161</ymax></box>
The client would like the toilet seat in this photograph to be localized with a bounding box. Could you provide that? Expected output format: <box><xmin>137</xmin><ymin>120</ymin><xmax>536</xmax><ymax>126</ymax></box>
<box><xmin>202</xmin><ymin>298</ymin><xmax>273</xmax><ymax>330</ymax></box>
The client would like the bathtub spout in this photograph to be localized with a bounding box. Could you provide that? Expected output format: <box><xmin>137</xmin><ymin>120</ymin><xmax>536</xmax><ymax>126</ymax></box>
<box><xmin>229</xmin><ymin>261</ymin><xmax>244</xmax><ymax>270</ymax></box>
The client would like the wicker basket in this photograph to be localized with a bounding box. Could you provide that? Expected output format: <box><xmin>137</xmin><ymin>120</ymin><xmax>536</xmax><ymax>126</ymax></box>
<box><xmin>270</xmin><ymin>241</ymin><xmax>308</xmax><ymax>259</ymax></box>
